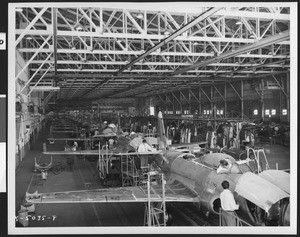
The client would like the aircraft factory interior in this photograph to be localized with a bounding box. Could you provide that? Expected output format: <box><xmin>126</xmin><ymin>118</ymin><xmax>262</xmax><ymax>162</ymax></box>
<box><xmin>9</xmin><ymin>2</ymin><xmax>296</xmax><ymax>234</ymax></box>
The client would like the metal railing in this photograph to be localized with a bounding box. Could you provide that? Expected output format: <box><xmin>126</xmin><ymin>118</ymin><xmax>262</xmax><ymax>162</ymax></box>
<box><xmin>219</xmin><ymin>209</ymin><xmax>252</xmax><ymax>226</ymax></box>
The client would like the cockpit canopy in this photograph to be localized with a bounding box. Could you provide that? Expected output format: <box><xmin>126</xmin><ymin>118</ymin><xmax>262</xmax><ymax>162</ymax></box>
<box><xmin>200</xmin><ymin>153</ymin><xmax>252</xmax><ymax>174</ymax></box>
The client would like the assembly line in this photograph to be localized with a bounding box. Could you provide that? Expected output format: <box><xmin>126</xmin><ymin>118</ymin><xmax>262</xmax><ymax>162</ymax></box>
<box><xmin>15</xmin><ymin>110</ymin><xmax>290</xmax><ymax>228</ymax></box>
<box><xmin>10</xmin><ymin>2</ymin><xmax>295</xmax><ymax>235</ymax></box>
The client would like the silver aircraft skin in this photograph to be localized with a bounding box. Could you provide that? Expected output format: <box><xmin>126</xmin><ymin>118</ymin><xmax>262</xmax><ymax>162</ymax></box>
<box><xmin>27</xmin><ymin>112</ymin><xmax>290</xmax><ymax>226</ymax></box>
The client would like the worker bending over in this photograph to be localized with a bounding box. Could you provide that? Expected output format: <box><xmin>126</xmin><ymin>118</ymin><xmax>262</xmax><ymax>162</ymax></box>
<box><xmin>138</xmin><ymin>139</ymin><xmax>155</xmax><ymax>153</ymax></box>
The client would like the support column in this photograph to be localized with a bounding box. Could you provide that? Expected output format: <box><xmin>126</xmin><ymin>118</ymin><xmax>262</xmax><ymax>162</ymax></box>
<box><xmin>224</xmin><ymin>83</ymin><xmax>227</xmax><ymax>118</ymax></box>
<box><xmin>261</xmin><ymin>79</ymin><xmax>265</xmax><ymax>122</ymax></box>
<box><xmin>199</xmin><ymin>87</ymin><xmax>202</xmax><ymax>116</ymax></box>
<box><xmin>279</xmin><ymin>87</ymin><xmax>282</xmax><ymax>122</ymax></box>
<box><xmin>210</xmin><ymin>86</ymin><xmax>213</xmax><ymax>110</ymax></box>
<box><xmin>241</xmin><ymin>81</ymin><xmax>244</xmax><ymax>120</ymax></box>
<box><xmin>188</xmin><ymin>90</ymin><xmax>191</xmax><ymax>113</ymax></box>
<box><xmin>286</xmin><ymin>72</ymin><xmax>290</xmax><ymax>123</ymax></box>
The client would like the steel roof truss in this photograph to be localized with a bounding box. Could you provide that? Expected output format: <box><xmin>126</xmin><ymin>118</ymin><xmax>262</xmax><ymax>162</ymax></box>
<box><xmin>15</xmin><ymin>7</ymin><xmax>49</xmax><ymax>47</ymax></box>
<box><xmin>15</xmin><ymin>35</ymin><xmax>51</xmax><ymax>81</ymax></box>
<box><xmin>179</xmin><ymin>91</ymin><xmax>189</xmax><ymax>104</ymax></box>
<box><xmin>123</xmin><ymin>9</ymin><xmax>145</xmax><ymax>34</ymax></box>
<box><xmin>241</xmin><ymin>17</ymin><xmax>257</xmax><ymax>39</ymax></box>
<box><xmin>171</xmin><ymin>92</ymin><xmax>181</xmax><ymax>105</ymax></box>
<box><xmin>188</xmin><ymin>89</ymin><xmax>200</xmax><ymax>103</ymax></box>
<box><xmin>213</xmin><ymin>84</ymin><xmax>225</xmax><ymax>101</ymax></box>
<box><xmin>207</xmin><ymin>17</ymin><xmax>223</xmax><ymax>38</ymax></box>
<box><xmin>271</xmin><ymin>74</ymin><xmax>288</xmax><ymax>97</ymax></box>
<box><xmin>28</xmin><ymin>66</ymin><xmax>52</xmax><ymax>96</ymax></box>
<box><xmin>199</xmin><ymin>87</ymin><xmax>212</xmax><ymax>102</ymax></box>
<box><xmin>19</xmin><ymin>53</ymin><xmax>53</xmax><ymax>94</ymax></box>
<box><xmin>228</xmin><ymin>82</ymin><xmax>242</xmax><ymax>100</ymax></box>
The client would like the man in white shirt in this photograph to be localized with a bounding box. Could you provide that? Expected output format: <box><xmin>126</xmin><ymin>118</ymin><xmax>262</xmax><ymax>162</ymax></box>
<box><xmin>219</xmin><ymin>180</ymin><xmax>239</xmax><ymax>226</ymax></box>
<box><xmin>138</xmin><ymin>139</ymin><xmax>156</xmax><ymax>169</ymax></box>
<box><xmin>138</xmin><ymin>139</ymin><xmax>155</xmax><ymax>153</ymax></box>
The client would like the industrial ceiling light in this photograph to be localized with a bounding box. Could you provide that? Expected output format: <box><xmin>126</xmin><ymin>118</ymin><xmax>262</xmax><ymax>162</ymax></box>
<box><xmin>136</xmin><ymin>13</ymin><xmax>143</xmax><ymax>19</ymax></box>
<box><xmin>193</xmin><ymin>42</ymin><xmax>199</xmax><ymax>45</ymax></box>
<box><xmin>26</xmin><ymin>36</ymin><xmax>32</xmax><ymax>40</ymax></box>
<box><xmin>236</xmin><ymin>18</ymin><xmax>242</xmax><ymax>25</ymax></box>
<box><xmin>249</xmin><ymin>34</ymin><xmax>255</xmax><ymax>39</ymax></box>
<box><xmin>16</xmin><ymin>8</ymin><xmax>23</xmax><ymax>12</ymax></box>
<box><xmin>164</xmin><ymin>30</ymin><xmax>171</xmax><ymax>36</ymax></box>
<box><xmin>75</xmin><ymin>25</ymin><xmax>83</xmax><ymax>31</ymax></box>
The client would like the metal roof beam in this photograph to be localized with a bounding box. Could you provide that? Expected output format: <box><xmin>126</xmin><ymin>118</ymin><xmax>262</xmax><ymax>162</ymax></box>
<box><xmin>170</xmin><ymin>30</ymin><xmax>290</xmax><ymax>76</ymax></box>
<box><xmin>116</xmin><ymin>7</ymin><xmax>222</xmax><ymax>74</ymax></box>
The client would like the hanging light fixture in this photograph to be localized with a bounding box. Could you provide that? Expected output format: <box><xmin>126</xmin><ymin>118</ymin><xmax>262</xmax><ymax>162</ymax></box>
<box><xmin>136</xmin><ymin>12</ymin><xmax>143</xmax><ymax>19</ymax></box>
<box><xmin>236</xmin><ymin>18</ymin><xmax>242</xmax><ymax>25</ymax></box>
<box><xmin>164</xmin><ymin>30</ymin><xmax>171</xmax><ymax>36</ymax></box>
<box><xmin>75</xmin><ymin>24</ymin><xmax>83</xmax><ymax>31</ymax></box>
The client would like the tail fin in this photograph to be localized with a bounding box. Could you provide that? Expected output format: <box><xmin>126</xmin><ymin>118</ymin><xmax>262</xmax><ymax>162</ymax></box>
<box><xmin>157</xmin><ymin>111</ymin><xmax>168</xmax><ymax>150</ymax></box>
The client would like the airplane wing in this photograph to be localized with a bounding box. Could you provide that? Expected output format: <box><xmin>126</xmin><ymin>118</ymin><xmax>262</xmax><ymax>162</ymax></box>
<box><xmin>47</xmin><ymin>138</ymin><xmax>89</xmax><ymax>141</ymax></box>
<box><xmin>43</xmin><ymin>150</ymin><xmax>100</xmax><ymax>155</ymax></box>
<box><xmin>25</xmin><ymin>182</ymin><xmax>198</xmax><ymax>204</ymax></box>
<box><xmin>43</xmin><ymin>150</ymin><xmax>162</xmax><ymax>156</ymax></box>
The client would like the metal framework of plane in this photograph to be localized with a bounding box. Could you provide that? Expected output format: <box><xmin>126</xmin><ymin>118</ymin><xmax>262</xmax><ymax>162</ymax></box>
<box><xmin>26</xmin><ymin>112</ymin><xmax>290</xmax><ymax>227</ymax></box>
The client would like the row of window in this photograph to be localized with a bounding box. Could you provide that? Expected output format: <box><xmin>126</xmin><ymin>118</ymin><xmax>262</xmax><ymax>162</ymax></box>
<box><xmin>254</xmin><ymin>109</ymin><xmax>288</xmax><ymax>116</ymax></box>
<box><xmin>159</xmin><ymin>108</ymin><xmax>288</xmax><ymax>116</ymax></box>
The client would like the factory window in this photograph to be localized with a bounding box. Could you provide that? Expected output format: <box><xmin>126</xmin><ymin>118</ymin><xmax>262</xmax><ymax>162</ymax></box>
<box><xmin>149</xmin><ymin>106</ymin><xmax>155</xmax><ymax>116</ymax></box>
<box><xmin>204</xmin><ymin>110</ymin><xmax>210</xmax><ymax>115</ymax></box>
<box><xmin>253</xmin><ymin>109</ymin><xmax>258</xmax><ymax>115</ymax></box>
<box><xmin>168</xmin><ymin>111</ymin><xmax>173</xmax><ymax>115</ymax></box>
<box><xmin>265</xmin><ymin>109</ymin><xmax>270</xmax><ymax>115</ymax></box>
<box><xmin>176</xmin><ymin>110</ymin><xmax>181</xmax><ymax>114</ymax></box>
<box><xmin>183</xmin><ymin>110</ymin><xmax>189</xmax><ymax>114</ymax></box>
<box><xmin>271</xmin><ymin>109</ymin><xmax>276</xmax><ymax>115</ymax></box>
<box><xmin>282</xmin><ymin>109</ymin><xmax>287</xmax><ymax>115</ymax></box>
<box><xmin>217</xmin><ymin>110</ymin><xmax>223</xmax><ymax>115</ymax></box>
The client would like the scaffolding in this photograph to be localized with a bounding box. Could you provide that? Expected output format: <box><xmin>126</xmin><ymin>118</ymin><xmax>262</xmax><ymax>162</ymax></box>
<box><xmin>98</xmin><ymin>143</ymin><xmax>108</xmax><ymax>179</ymax></box>
<box><xmin>246</xmin><ymin>147</ymin><xmax>270</xmax><ymax>173</ymax></box>
<box><xmin>121</xmin><ymin>154</ymin><xmax>140</xmax><ymax>186</ymax></box>
<box><xmin>144</xmin><ymin>172</ymin><xmax>167</xmax><ymax>227</ymax></box>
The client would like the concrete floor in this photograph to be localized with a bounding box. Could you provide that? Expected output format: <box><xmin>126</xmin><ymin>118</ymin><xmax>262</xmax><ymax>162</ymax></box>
<box><xmin>15</xmin><ymin>127</ymin><xmax>290</xmax><ymax>228</ymax></box>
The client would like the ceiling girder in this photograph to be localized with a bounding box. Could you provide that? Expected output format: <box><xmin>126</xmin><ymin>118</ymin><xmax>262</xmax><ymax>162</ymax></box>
<box><xmin>170</xmin><ymin>30</ymin><xmax>290</xmax><ymax>76</ymax></box>
<box><xmin>116</xmin><ymin>7</ymin><xmax>222</xmax><ymax>74</ymax></box>
<box><xmin>14</xmin><ymin>4</ymin><xmax>291</xmax><ymax>103</ymax></box>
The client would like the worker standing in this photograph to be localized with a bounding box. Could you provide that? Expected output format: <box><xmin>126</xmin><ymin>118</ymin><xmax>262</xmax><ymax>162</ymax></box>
<box><xmin>67</xmin><ymin>157</ymin><xmax>75</xmax><ymax>172</ymax></box>
<box><xmin>138</xmin><ymin>139</ymin><xmax>155</xmax><ymax>153</ymax></box>
<box><xmin>138</xmin><ymin>139</ymin><xmax>156</xmax><ymax>170</ymax></box>
<box><xmin>219</xmin><ymin>180</ymin><xmax>239</xmax><ymax>226</ymax></box>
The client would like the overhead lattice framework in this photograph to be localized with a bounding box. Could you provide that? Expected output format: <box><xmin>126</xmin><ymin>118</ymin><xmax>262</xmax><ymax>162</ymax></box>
<box><xmin>13</xmin><ymin>3</ymin><xmax>290</xmax><ymax>104</ymax></box>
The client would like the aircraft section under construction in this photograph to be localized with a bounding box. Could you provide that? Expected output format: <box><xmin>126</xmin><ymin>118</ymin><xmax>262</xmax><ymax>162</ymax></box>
<box><xmin>9</xmin><ymin>2</ymin><xmax>296</xmax><ymax>235</ymax></box>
